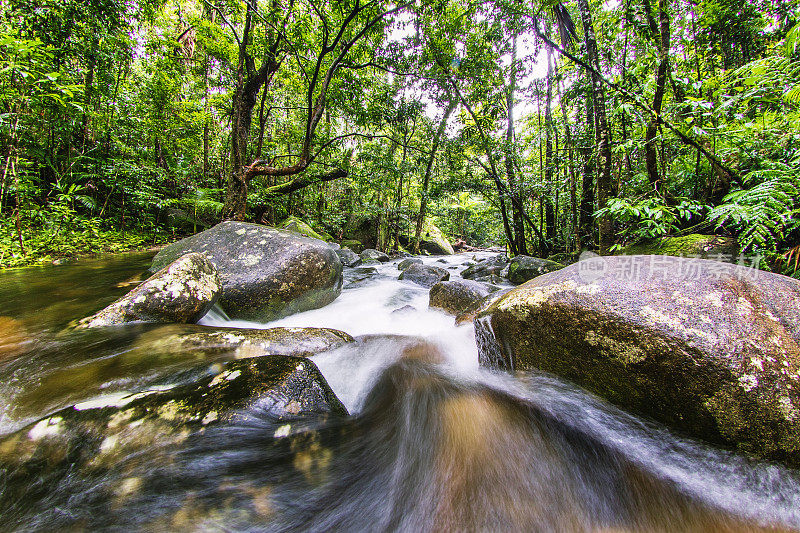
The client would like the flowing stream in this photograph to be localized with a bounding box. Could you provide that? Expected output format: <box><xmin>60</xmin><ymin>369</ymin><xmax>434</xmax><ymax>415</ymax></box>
<box><xmin>0</xmin><ymin>251</ymin><xmax>799</xmax><ymax>531</ymax></box>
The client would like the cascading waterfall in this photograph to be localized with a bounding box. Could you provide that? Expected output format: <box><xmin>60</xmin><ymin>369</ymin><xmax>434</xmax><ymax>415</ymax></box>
<box><xmin>0</xmin><ymin>251</ymin><xmax>799</xmax><ymax>531</ymax></box>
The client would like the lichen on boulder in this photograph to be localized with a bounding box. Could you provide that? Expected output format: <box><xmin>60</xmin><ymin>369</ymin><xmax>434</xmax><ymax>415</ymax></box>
<box><xmin>476</xmin><ymin>254</ymin><xmax>800</xmax><ymax>466</ymax></box>
<box><xmin>621</xmin><ymin>234</ymin><xmax>737</xmax><ymax>260</ymax></box>
<box><xmin>75</xmin><ymin>252</ymin><xmax>220</xmax><ymax>328</ymax></box>
<box><xmin>505</xmin><ymin>255</ymin><xmax>565</xmax><ymax>285</ymax></box>
<box><xmin>149</xmin><ymin>221</ymin><xmax>343</xmax><ymax>321</ymax></box>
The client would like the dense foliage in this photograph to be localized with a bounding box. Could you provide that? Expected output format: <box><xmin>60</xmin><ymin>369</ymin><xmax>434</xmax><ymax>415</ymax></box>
<box><xmin>0</xmin><ymin>0</ymin><xmax>798</xmax><ymax>272</ymax></box>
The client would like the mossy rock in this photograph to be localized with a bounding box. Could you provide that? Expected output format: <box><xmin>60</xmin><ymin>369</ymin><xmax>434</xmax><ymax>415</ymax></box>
<box><xmin>336</xmin><ymin>248</ymin><xmax>362</xmax><ymax>267</ymax></box>
<box><xmin>340</xmin><ymin>239</ymin><xmax>364</xmax><ymax>253</ymax></box>
<box><xmin>506</xmin><ymin>255</ymin><xmax>565</xmax><ymax>285</ymax></box>
<box><xmin>622</xmin><ymin>234</ymin><xmax>737</xmax><ymax>260</ymax></box>
<box><xmin>149</xmin><ymin>222</ymin><xmax>343</xmax><ymax>321</ymax></box>
<box><xmin>476</xmin><ymin>255</ymin><xmax>800</xmax><ymax>467</ymax></box>
<box><xmin>279</xmin><ymin>216</ymin><xmax>326</xmax><ymax>241</ymax></box>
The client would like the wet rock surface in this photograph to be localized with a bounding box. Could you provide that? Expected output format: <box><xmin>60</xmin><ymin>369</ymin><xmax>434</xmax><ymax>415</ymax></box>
<box><xmin>505</xmin><ymin>255</ymin><xmax>565</xmax><ymax>285</ymax></box>
<box><xmin>149</xmin><ymin>221</ymin><xmax>343</xmax><ymax>321</ymax></box>
<box><xmin>398</xmin><ymin>258</ymin><xmax>423</xmax><ymax>271</ymax></box>
<box><xmin>336</xmin><ymin>247</ymin><xmax>362</xmax><ymax>267</ymax></box>
<box><xmin>476</xmin><ymin>254</ymin><xmax>800</xmax><ymax>466</ymax></box>
<box><xmin>429</xmin><ymin>279</ymin><xmax>491</xmax><ymax>316</ymax></box>
<box><xmin>0</xmin><ymin>355</ymin><xmax>347</xmax><ymax>496</ymax></box>
<box><xmin>398</xmin><ymin>263</ymin><xmax>450</xmax><ymax>289</ymax></box>
<box><xmin>461</xmin><ymin>254</ymin><xmax>508</xmax><ymax>282</ymax></box>
<box><xmin>75</xmin><ymin>253</ymin><xmax>220</xmax><ymax>328</ymax></box>
<box><xmin>360</xmin><ymin>249</ymin><xmax>390</xmax><ymax>262</ymax></box>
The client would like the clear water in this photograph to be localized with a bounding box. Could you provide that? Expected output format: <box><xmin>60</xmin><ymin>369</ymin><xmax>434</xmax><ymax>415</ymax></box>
<box><xmin>0</xmin><ymin>251</ymin><xmax>798</xmax><ymax>531</ymax></box>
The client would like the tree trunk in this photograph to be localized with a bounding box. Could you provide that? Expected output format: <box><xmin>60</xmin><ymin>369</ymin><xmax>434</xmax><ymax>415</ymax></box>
<box><xmin>505</xmin><ymin>34</ymin><xmax>527</xmax><ymax>256</ymax></box>
<box><xmin>578</xmin><ymin>0</ymin><xmax>613</xmax><ymax>254</ymax></box>
<box><xmin>544</xmin><ymin>47</ymin><xmax>556</xmax><ymax>245</ymax></box>
<box><xmin>579</xmin><ymin>83</ymin><xmax>595</xmax><ymax>246</ymax></box>
<box><xmin>645</xmin><ymin>0</ymin><xmax>670</xmax><ymax>194</ymax></box>
<box><xmin>413</xmin><ymin>99</ymin><xmax>456</xmax><ymax>253</ymax></box>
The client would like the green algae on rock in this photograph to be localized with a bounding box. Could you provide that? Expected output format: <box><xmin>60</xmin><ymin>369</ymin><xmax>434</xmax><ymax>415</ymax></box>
<box><xmin>429</xmin><ymin>279</ymin><xmax>491</xmax><ymax>316</ymax></box>
<box><xmin>476</xmin><ymin>254</ymin><xmax>800</xmax><ymax>467</ymax></box>
<box><xmin>149</xmin><ymin>221</ymin><xmax>342</xmax><ymax>321</ymax></box>
<box><xmin>621</xmin><ymin>234</ymin><xmax>737</xmax><ymax>260</ymax></box>
<box><xmin>505</xmin><ymin>255</ymin><xmax>565</xmax><ymax>285</ymax></box>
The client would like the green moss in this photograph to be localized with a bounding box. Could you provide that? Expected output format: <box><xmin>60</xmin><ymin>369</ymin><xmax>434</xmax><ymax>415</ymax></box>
<box><xmin>621</xmin><ymin>234</ymin><xmax>736</xmax><ymax>258</ymax></box>
<box><xmin>279</xmin><ymin>217</ymin><xmax>326</xmax><ymax>241</ymax></box>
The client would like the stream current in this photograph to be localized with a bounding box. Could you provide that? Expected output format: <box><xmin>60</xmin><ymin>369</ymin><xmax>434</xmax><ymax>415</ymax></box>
<box><xmin>0</xmin><ymin>251</ymin><xmax>799</xmax><ymax>531</ymax></box>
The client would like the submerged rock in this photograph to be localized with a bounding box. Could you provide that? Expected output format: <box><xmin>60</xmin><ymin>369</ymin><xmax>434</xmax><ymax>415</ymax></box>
<box><xmin>429</xmin><ymin>280</ymin><xmax>491</xmax><ymax>316</ymax></box>
<box><xmin>476</xmin><ymin>254</ymin><xmax>800</xmax><ymax>466</ymax></box>
<box><xmin>360</xmin><ymin>249</ymin><xmax>390</xmax><ymax>262</ymax></box>
<box><xmin>149</xmin><ymin>222</ymin><xmax>343</xmax><ymax>321</ymax></box>
<box><xmin>75</xmin><ymin>253</ymin><xmax>220</xmax><ymax>329</ymax></box>
<box><xmin>505</xmin><ymin>255</ymin><xmax>565</xmax><ymax>285</ymax></box>
<box><xmin>0</xmin><ymin>355</ymin><xmax>347</xmax><ymax>481</ymax></box>
<box><xmin>399</xmin><ymin>264</ymin><xmax>449</xmax><ymax>289</ymax></box>
<box><xmin>336</xmin><ymin>248</ymin><xmax>362</xmax><ymax>267</ymax></box>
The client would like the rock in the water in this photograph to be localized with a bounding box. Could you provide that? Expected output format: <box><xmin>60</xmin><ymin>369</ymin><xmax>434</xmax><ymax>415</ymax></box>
<box><xmin>398</xmin><ymin>258</ymin><xmax>423</xmax><ymax>271</ymax></box>
<box><xmin>506</xmin><ymin>255</ymin><xmax>565</xmax><ymax>285</ymax></box>
<box><xmin>336</xmin><ymin>247</ymin><xmax>362</xmax><ymax>267</ymax></box>
<box><xmin>134</xmin><ymin>325</ymin><xmax>354</xmax><ymax>361</ymax></box>
<box><xmin>75</xmin><ymin>253</ymin><xmax>220</xmax><ymax>328</ymax></box>
<box><xmin>398</xmin><ymin>263</ymin><xmax>449</xmax><ymax>289</ymax></box>
<box><xmin>429</xmin><ymin>279</ymin><xmax>491</xmax><ymax>316</ymax></box>
<box><xmin>0</xmin><ymin>356</ymin><xmax>347</xmax><ymax>522</ymax></box>
<box><xmin>476</xmin><ymin>254</ymin><xmax>800</xmax><ymax>466</ymax></box>
<box><xmin>622</xmin><ymin>234</ymin><xmax>737</xmax><ymax>260</ymax></box>
<box><xmin>455</xmin><ymin>288</ymin><xmax>511</xmax><ymax>325</ymax></box>
<box><xmin>461</xmin><ymin>254</ymin><xmax>508</xmax><ymax>281</ymax></box>
<box><xmin>280</xmin><ymin>216</ymin><xmax>326</xmax><ymax>241</ymax></box>
<box><xmin>149</xmin><ymin>221</ymin><xmax>343</xmax><ymax>321</ymax></box>
<box><xmin>360</xmin><ymin>249</ymin><xmax>390</xmax><ymax>262</ymax></box>
<box><xmin>391</xmin><ymin>305</ymin><xmax>417</xmax><ymax>315</ymax></box>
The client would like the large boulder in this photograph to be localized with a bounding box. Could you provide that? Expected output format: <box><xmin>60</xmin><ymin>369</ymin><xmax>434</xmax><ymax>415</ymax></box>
<box><xmin>461</xmin><ymin>254</ymin><xmax>508</xmax><ymax>282</ymax></box>
<box><xmin>343</xmin><ymin>214</ymin><xmax>378</xmax><ymax>249</ymax></box>
<box><xmin>417</xmin><ymin>220</ymin><xmax>454</xmax><ymax>255</ymax></box>
<box><xmin>150</xmin><ymin>222</ymin><xmax>342</xmax><ymax>321</ymax></box>
<box><xmin>280</xmin><ymin>216</ymin><xmax>326</xmax><ymax>241</ymax></box>
<box><xmin>398</xmin><ymin>264</ymin><xmax>449</xmax><ymax>289</ymax></box>
<box><xmin>75</xmin><ymin>253</ymin><xmax>220</xmax><ymax>329</ymax></box>
<box><xmin>429</xmin><ymin>279</ymin><xmax>491</xmax><ymax>316</ymax></box>
<box><xmin>360</xmin><ymin>249</ymin><xmax>390</xmax><ymax>263</ymax></box>
<box><xmin>476</xmin><ymin>254</ymin><xmax>800</xmax><ymax>466</ymax></box>
<box><xmin>340</xmin><ymin>239</ymin><xmax>364</xmax><ymax>253</ymax></box>
<box><xmin>622</xmin><ymin>234</ymin><xmax>737</xmax><ymax>260</ymax></box>
<box><xmin>336</xmin><ymin>248</ymin><xmax>362</xmax><ymax>267</ymax></box>
<box><xmin>505</xmin><ymin>255</ymin><xmax>565</xmax><ymax>285</ymax></box>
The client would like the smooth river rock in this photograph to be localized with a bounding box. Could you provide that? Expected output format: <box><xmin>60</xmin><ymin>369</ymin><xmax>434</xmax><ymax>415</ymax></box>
<box><xmin>475</xmin><ymin>254</ymin><xmax>800</xmax><ymax>466</ymax></box>
<box><xmin>75</xmin><ymin>253</ymin><xmax>220</xmax><ymax>328</ymax></box>
<box><xmin>360</xmin><ymin>249</ymin><xmax>390</xmax><ymax>262</ymax></box>
<box><xmin>336</xmin><ymin>248</ymin><xmax>362</xmax><ymax>267</ymax></box>
<box><xmin>398</xmin><ymin>263</ymin><xmax>449</xmax><ymax>289</ymax></box>
<box><xmin>429</xmin><ymin>279</ymin><xmax>491</xmax><ymax>316</ymax></box>
<box><xmin>150</xmin><ymin>221</ymin><xmax>343</xmax><ymax>321</ymax></box>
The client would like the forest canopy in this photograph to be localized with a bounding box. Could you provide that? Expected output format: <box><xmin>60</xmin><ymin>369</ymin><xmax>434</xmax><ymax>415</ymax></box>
<box><xmin>0</xmin><ymin>0</ymin><xmax>798</xmax><ymax>272</ymax></box>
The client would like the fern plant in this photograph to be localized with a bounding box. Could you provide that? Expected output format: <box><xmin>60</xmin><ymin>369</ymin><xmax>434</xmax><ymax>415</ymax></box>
<box><xmin>708</xmin><ymin>160</ymin><xmax>800</xmax><ymax>252</ymax></box>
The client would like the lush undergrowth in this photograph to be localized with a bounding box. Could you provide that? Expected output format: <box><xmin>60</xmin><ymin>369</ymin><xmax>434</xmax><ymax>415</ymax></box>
<box><xmin>0</xmin><ymin>213</ymin><xmax>172</xmax><ymax>269</ymax></box>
